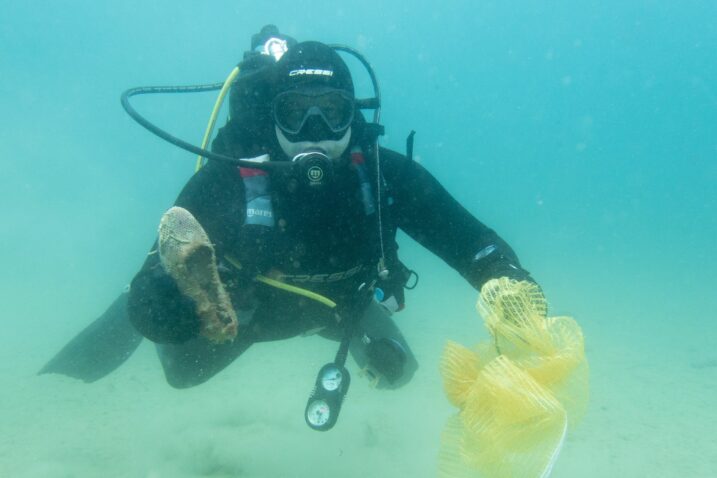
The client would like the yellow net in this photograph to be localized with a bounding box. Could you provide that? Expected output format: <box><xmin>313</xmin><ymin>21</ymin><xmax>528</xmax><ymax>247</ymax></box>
<box><xmin>439</xmin><ymin>278</ymin><xmax>589</xmax><ymax>478</ymax></box>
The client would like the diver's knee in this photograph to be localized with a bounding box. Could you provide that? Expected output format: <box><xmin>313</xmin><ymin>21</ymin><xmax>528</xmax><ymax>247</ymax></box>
<box><xmin>164</xmin><ymin>370</ymin><xmax>197</xmax><ymax>389</ymax></box>
<box><xmin>364</xmin><ymin>337</ymin><xmax>418</xmax><ymax>390</ymax></box>
<box><xmin>163</xmin><ymin>369</ymin><xmax>208</xmax><ymax>389</ymax></box>
<box><xmin>379</xmin><ymin>359</ymin><xmax>418</xmax><ymax>390</ymax></box>
<box><xmin>159</xmin><ymin>358</ymin><xmax>214</xmax><ymax>389</ymax></box>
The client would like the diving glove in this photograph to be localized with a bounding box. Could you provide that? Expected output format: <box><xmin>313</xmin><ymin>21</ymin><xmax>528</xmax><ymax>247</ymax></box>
<box><xmin>158</xmin><ymin>207</ymin><xmax>238</xmax><ymax>343</ymax></box>
<box><xmin>466</xmin><ymin>244</ymin><xmax>536</xmax><ymax>290</ymax></box>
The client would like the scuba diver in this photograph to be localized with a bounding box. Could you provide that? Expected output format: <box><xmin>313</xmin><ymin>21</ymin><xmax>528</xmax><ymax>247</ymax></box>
<box><xmin>41</xmin><ymin>26</ymin><xmax>537</xmax><ymax>431</ymax></box>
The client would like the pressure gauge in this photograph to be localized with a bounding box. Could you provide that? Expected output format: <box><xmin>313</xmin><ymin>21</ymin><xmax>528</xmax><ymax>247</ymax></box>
<box><xmin>306</xmin><ymin>399</ymin><xmax>331</xmax><ymax>428</ymax></box>
<box><xmin>321</xmin><ymin>365</ymin><xmax>343</xmax><ymax>391</ymax></box>
<box><xmin>305</xmin><ymin>363</ymin><xmax>351</xmax><ymax>431</ymax></box>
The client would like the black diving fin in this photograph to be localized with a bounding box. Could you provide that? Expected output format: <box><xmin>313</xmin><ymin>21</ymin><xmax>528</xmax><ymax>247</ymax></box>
<box><xmin>39</xmin><ymin>292</ymin><xmax>143</xmax><ymax>382</ymax></box>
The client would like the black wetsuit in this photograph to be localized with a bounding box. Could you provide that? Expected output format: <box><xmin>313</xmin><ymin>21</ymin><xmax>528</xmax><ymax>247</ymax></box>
<box><xmin>127</xmin><ymin>127</ymin><xmax>532</xmax><ymax>388</ymax></box>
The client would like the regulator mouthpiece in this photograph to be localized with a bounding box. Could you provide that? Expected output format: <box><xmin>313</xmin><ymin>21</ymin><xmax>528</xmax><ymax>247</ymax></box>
<box><xmin>292</xmin><ymin>150</ymin><xmax>333</xmax><ymax>188</ymax></box>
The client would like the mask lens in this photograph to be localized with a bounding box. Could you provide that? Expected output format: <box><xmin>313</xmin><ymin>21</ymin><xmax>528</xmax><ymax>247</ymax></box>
<box><xmin>273</xmin><ymin>90</ymin><xmax>354</xmax><ymax>135</ymax></box>
<box><xmin>273</xmin><ymin>93</ymin><xmax>313</xmax><ymax>133</ymax></box>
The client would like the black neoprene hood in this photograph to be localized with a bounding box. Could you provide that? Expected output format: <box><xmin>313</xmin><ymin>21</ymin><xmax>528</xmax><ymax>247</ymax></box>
<box><xmin>271</xmin><ymin>41</ymin><xmax>355</xmax><ymax>98</ymax></box>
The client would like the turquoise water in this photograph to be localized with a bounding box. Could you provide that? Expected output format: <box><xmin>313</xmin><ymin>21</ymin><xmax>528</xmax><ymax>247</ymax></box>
<box><xmin>1</xmin><ymin>1</ymin><xmax>715</xmax><ymax>476</ymax></box>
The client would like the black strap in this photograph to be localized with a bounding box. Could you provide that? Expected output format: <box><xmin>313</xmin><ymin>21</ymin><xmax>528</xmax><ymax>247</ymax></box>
<box><xmin>406</xmin><ymin>130</ymin><xmax>416</xmax><ymax>162</ymax></box>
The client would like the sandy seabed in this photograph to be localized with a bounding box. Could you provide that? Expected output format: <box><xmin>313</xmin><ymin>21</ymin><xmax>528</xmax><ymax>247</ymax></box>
<box><xmin>1</xmin><ymin>283</ymin><xmax>715</xmax><ymax>478</ymax></box>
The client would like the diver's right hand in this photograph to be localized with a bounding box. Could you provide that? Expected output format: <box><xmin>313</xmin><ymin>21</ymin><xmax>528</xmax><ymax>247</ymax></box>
<box><xmin>158</xmin><ymin>207</ymin><xmax>238</xmax><ymax>343</ymax></box>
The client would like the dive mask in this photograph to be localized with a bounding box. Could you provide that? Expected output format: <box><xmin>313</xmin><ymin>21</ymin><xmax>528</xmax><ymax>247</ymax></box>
<box><xmin>272</xmin><ymin>88</ymin><xmax>355</xmax><ymax>135</ymax></box>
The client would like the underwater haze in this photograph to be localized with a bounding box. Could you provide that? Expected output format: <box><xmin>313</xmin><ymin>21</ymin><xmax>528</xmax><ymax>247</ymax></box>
<box><xmin>1</xmin><ymin>0</ymin><xmax>716</xmax><ymax>477</ymax></box>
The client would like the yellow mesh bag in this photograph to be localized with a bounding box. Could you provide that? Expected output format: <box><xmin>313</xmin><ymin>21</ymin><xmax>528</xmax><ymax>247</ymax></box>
<box><xmin>441</xmin><ymin>340</ymin><xmax>481</xmax><ymax>408</ymax></box>
<box><xmin>439</xmin><ymin>278</ymin><xmax>589</xmax><ymax>478</ymax></box>
<box><xmin>478</xmin><ymin>277</ymin><xmax>550</xmax><ymax>357</ymax></box>
<box><xmin>439</xmin><ymin>415</ymin><xmax>477</xmax><ymax>478</ymax></box>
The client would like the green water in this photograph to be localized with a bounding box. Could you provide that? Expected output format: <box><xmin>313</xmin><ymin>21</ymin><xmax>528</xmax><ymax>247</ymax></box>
<box><xmin>1</xmin><ymin>1</ymin><xmax>715</xmax><ymax>476</ymax></box>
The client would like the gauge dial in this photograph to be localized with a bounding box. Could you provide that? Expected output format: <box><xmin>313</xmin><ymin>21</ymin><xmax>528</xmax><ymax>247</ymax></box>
<box><xmin>321</xmin><ymin>366</ymin><xmax>343</xmax><ymax>391</ymax></box>
<box><xmin>306</xmin><ymin>399</ymin><xmax>331</xmax><ymax>427</ymax></box>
